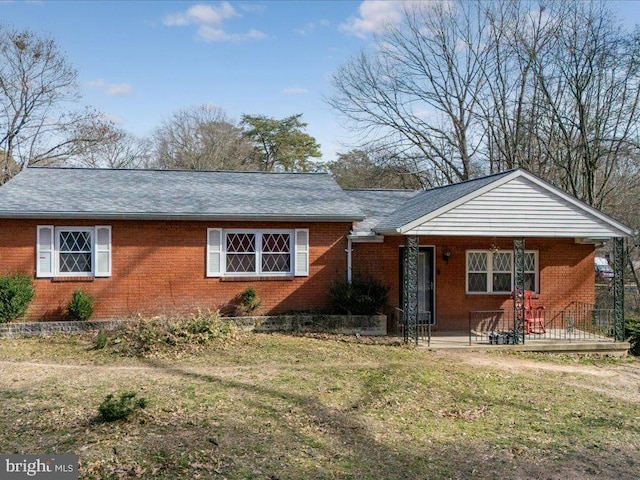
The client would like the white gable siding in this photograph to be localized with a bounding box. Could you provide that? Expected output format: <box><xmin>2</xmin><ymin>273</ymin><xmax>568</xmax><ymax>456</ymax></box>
<box><xmin>405</xmin><ymin>177</ymin><xmax>623</xmax><ymax>237</ymax></box>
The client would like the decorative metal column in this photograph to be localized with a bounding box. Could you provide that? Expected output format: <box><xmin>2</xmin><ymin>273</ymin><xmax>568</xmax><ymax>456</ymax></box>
<box><xmin>403</xmin><ymin>235</ymin><xmax>419</xmax><ymax>345</ymax></box>
<box><xmin>513</xmin><ymin>238</ymin><xmax>526</xmax><ymax>344</ymax></box>
<box><xmin>613</xmin><ymin>237</ymin><xmax>625</xmax><ymax>341</ymax></box>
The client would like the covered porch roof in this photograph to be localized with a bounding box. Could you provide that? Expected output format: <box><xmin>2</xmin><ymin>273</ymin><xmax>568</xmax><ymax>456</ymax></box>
<box><xmin>345</xmin><ymin>169</ymin><xmax>634</xmax><ymax>242</ymax></box>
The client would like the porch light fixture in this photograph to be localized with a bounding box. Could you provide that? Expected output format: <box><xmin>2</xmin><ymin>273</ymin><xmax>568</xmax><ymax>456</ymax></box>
<box><xmin>442</xmin><ymin>249</ymin><xmax>451</xmax><ymax>263</ymax></box>
<box><xmin>489</xmin><ymin>243</ymin><xmax>500</xmax><ymax>254</ymax></box>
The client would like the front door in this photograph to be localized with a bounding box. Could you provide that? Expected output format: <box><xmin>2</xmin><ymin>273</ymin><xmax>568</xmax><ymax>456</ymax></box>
<box><xmin>400</xmin><ymin>246</ymin><xmax>435</xmax><ymax>325</ymax></box>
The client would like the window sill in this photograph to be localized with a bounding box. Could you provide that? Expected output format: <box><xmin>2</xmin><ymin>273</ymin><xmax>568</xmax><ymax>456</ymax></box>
<box><xmin>52</xmin><ymin>276</ymin><xmax>95</xmax><ymax>282</ymax></box>
<box><xmin>220</xmin><ymin>275</ymin><xmax>294</xmax><ymax>282</ymax></box>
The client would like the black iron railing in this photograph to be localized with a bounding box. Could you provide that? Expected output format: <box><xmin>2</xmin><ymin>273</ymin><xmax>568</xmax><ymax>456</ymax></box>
<box><xmin>468</xmin><ymin>308</ymin><xmax>615</xmax><ymax>345</ymax></box>
<box><xmin>396</xmin><ymin>308</ymin><xmax>433</xmax><ymax>346</ymax></box>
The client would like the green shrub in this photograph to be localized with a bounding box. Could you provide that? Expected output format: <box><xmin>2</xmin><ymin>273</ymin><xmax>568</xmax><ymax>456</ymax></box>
<box><xmin>67</xmin><ymin>289</ymin><xmax>93</xmax><ymax>321</ymax></box>
<box><xmin>329</xmin><ymin>277</ymin><xmax>389</xmax><ymax>315</ymax></box>
<box><xmin>108</xmin><ymin>310</ymin><xmax>233</xmax><ymax>357</ymax></box>
<box><xmin>98</xmin><ymin>391</ymin><xmax>147</xmax><ymax>422</ymax></box>
<box><xmin>0</xmin><ymin>273</ymin><xmax>35</xmax><ymax>323</ymax></box>
<box><xmin>94</xmin><ymin>329</ymin><xmax>107</xmax><ymax>350</ymax></box>
<box><xmin>238</xmin><ymin>286</ymin><xmax>261</xmax><ymax>315</ymax></box>
<box><xmin>625</xmin><ymin>316</ymin><xmax>640</xmax><ymax>356</ymax></box>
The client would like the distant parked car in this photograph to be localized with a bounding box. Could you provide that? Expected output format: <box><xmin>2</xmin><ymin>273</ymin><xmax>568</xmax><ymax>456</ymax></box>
<box><xmin>595</xmin><ymin>257</ymin><xmax>614</xmax><ymax>280</ymax></box>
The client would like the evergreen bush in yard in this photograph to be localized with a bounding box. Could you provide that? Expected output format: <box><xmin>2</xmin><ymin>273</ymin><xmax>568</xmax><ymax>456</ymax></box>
<box><xmin>329</xmin><ymin>277</ymin><xmax>389</xmax><ymax>315</ymax></box>
<box><xmin>68</xmin><ymin>289</ymin><xmax>94</xmax><ymax>321</ymax></box>
<box><xmin>0</xmin><ymin>273</ymin><xmax>35</xmax><ymax>323</ymax></box>
<box><xmin>625</xmin><ymin>316</ymin><xmax>640</xmax><ymax>356</ymax></box>
<box><xmin>98</xmin><ymin>391</ymin><xmax>148</xmax><ymax>422</ymax></box>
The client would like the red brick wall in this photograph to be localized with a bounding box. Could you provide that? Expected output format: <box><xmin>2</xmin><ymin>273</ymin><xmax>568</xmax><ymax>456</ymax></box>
<box><xmin>352</xmin><ymin>236</ymin><xmax>595</xmax><ymax>331</ymax></box>
<box><xmin>0</xmin><ymin>219</ymin><xmax>351</xmax><ymax>320</ymax></box>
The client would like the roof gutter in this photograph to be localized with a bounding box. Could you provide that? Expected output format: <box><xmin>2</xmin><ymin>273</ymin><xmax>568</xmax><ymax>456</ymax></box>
<box><xmin>0</xmin><ymin>211</ymin><xmax>365</xmax><ymax>222</ymax></box>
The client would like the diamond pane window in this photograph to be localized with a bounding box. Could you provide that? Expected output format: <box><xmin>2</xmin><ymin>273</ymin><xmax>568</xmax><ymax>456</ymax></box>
<box><xmin>223</xmin><ymin>231</ymin><xmax>293</xmax><ymax>276</ymax></box>
<box><xmin>467</xmin><ymin>250</ymin><xmax>538</xmax><ymax>294</ymax></box>
<box><xmin>58</xmin><ymin>230</ymin><xmax>92</xmax><ymax>274</ymax></box>
<box><xmin>261</xmin><ymin>233</ymin><xmax>291</xmax><ymax>273</ymax></box>
<box><xmin>492</xmin><ymin>252</ymin><xmax>512</xmax><ymax>292</ymax></box>
<box><xmin>226</xmin><ymin>254</ymin><xmax>256</xmax><ymax>273</ymax></box>
<box><xmin>468</xmin><ymin>273</ymin><xmax>487</xmax><ymax>292</ymax></box>
<box><xmin>227</xmin><ymin>233</ymin><xmax>255</xmax><ymax>253</ymax></box>
<box><xmin>468</xmin><ymin>252</ymin><xmax>487</xmax><ymax>272</ymax></box>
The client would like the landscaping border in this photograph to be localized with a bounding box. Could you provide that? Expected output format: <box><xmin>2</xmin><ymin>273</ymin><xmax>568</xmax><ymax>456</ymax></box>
<box><xmin>0</xmin><ymin>314</ymin><xmax>387</xmax><ymax>338</ymax></box>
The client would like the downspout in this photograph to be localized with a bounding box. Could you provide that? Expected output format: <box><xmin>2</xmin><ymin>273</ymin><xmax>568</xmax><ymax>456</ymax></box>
<box><xmin>346</xmin><ymin>237</ymin><xmax>353</xmax><ymax>284</ymax></box>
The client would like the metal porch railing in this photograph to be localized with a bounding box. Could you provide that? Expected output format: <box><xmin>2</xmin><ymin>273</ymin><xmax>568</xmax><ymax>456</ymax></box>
<box><xmin>468</xmin><ymin>308</ymin><xmax>616</xmax><ymax>345</ymax></box>
<box><xmin>396</xmin><ymin>308</ymin><xmax>433</xmax><ymax>346</ymax></box>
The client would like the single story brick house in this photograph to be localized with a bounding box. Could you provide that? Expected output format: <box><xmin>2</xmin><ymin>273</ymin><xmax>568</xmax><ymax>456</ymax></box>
<box><xmin>0</xmin><ymin>167</ymin><xmax>632</xmax><ymax>331</ymax></box>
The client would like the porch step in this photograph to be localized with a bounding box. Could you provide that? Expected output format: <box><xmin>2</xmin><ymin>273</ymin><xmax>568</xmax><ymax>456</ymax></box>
<box><xmin>420</xmin><ymin>340</ymin><xmax>630</xmax><ymax>355</ymax></box>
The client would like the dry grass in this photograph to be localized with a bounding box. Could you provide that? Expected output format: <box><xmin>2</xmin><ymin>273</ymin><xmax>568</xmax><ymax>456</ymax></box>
<box><xmin>0</xmin><ymin>332</ymin><xmax>639</xmax><ymax>479</ymax></box>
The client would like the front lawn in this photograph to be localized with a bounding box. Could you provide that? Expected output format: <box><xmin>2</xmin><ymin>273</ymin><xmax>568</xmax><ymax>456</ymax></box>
<box><xmin>0</xmin><ymin>332</ymin><xmax>638</xmax><ymax>479</ymax></box>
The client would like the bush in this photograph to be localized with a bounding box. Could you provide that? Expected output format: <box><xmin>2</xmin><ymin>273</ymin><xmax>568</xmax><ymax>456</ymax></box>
<box><xmin>94</xmin><ymin>329</ymin><xmax>107</xmax><ymax>350</ymax></box>
<box><xmin>238</xmin><ymin>287</ymin><xmax>261</xmax><ymax>315</ymax></box>
<box><xmin>68</xmin><ymin>289</ymin><xmax>93</xmax><ymax>321</ymax></box>
<box><xmin>98</xmin><ymin>391</ymin><xmax>147</xmax><ymax>422</ymax></box>
<box><xmin>0</xmin><ymin>273</ymin><xmax>35</xmax><ymax>323</ymax></box>
<box><xmin>625</xmin><ymin>316</ymin><xmax>640</xmax><ymax>356</ymax></box>
<box><xmin>108</xmin><ymin>310</ymin><xmax>233</xmax><ymax>357</ymax></box>
<box><xmin>329</xmin><ymin>277</ymin><xmax>389</xmax><ymax>315</ymax></box>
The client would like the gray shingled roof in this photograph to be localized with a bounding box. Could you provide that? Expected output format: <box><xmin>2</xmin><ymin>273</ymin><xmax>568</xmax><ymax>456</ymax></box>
<box><xmin>343</xmin><ymin>189</ymin><xmax>420</xmax><ymax>235</ymax></box>
<box><xmin>0</xmin><ymin>167</ymin><xmax>365</xmax><ymax>221</ymax></box>
<box><xmin>373</xmin><ymin>170</ymin><xmax>515</xmax><ymax>233</ymax></box>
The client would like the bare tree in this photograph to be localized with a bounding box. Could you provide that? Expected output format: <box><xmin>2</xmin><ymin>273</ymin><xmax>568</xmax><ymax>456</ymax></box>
<box><xmin>327</xmin><ymin>147</ymin><xmax>423</xmax><ymax>189</ymax></box>
<box><xmin>152</xmin><ymin>105</ymin><xmax>257</xmax><ymax>171</ymax></box>
<box><xmin>329</xmin><ymin>2</ymin><xmax>490</xmax><ymax>185</ymax></box>
<box><xmin>530</xmin><ymin>1</ymin><xmax>640</xmax><ymax>209</ymax></box>
<box><xmin>0</xmin><ymin>26</ymin><xmax>111</xmax><ymax>182</ymax></box>
<box><xmin>71</xmin><ymin>125</ymin><xmax>151</xmax><ymax>169</ymax></box>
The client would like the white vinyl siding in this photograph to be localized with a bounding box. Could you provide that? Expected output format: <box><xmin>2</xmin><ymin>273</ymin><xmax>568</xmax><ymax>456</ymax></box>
<box><xmin>466</xmin><ymin>250</ymin><xmax>538</xmax><ymax>294</ymax></box>
<box><xmin>36</xmin><ymin>225</ymin><xmax>55</xmax><ymax>278</ymax></box>
<box><xmin>37</xmin><ymin>225</ymin><xmax>112</xmax><ymax>278</ymax></box>
<box><xmin>406</xmin><ymin>177</ymin><xmax>623</xmax><ymax>237</ymax></box>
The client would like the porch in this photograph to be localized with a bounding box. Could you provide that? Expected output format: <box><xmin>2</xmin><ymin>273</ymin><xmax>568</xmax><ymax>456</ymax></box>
<box><xmin>397</xmin><ymin>305</ymin><xmax>630</xmax><ymax>354</ymax></box>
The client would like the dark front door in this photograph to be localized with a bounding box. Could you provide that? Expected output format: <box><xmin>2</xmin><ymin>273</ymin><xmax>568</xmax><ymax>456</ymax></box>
<box><xmin>400</xmin><ymin>246</ymin><xmax>435</xmax><ymax>325</ymax></box>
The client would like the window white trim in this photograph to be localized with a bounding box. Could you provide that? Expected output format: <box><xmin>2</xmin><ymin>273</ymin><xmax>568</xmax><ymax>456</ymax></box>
<box><xmin>37</xmin><ymin>225</ymin><xmax>113</xmax><ymax>278</ymax></box>
<box><xmin>54</xmin><ymin>227</ymin><xmax>95</xmax><ymax>277</ymax></box>
<box><xmin>466</xmin><ymin>250</ymin><xmax>538</xmax><ymax>294</ymax></box>
<box><xmin>216</xmin><ymin>229</ymin><xmax>295</xmax><ymax>277</ymax></box>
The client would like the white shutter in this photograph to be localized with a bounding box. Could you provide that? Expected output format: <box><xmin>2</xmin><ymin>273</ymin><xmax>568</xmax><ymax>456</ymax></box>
<box><xmin>207</xmin><ymin>228</ymin><xmax>222</xmax><ymax>277</ymax></box>
<box><xmin>294</xmin><ymin>229</ymin><xmax>309</xmax><ymax>276</ymax></box>
<box><xmin>36</xmin><ymin>225</ymin><xmax>54</xmax><ymax>278</ymax></box>
<box><xmin>95</xmin><ymin>226</ymin><xmax>112</xmax><ymax>277</ymax></box>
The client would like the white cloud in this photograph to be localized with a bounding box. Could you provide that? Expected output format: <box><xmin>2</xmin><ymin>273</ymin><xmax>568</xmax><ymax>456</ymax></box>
<box><xmin>283</xmin><ymin>87</ymin><xmax>308</xmax><ymax>95</ymax></box>
<box><xmin>84</xmin><ymin>79</ymin><xmax>132</xmax><ymax>97</ymax></box>
<box><xmin>294</xmin><ymin>19</ymin><xmax>331</xmax><ymax>36</ymax></box>
<box><xmin>238</xmin><ymin>3</ymin><xmax>266</xmax><ymax>14</ymax></box>
<box><xmin>163</xmin><ymin>2</ymin><xmax>266</xmax><ymax>43</ymax></box>
<box><xmin>339</xmin><ymin>1</ymin><xmax>427</xmax><ymax>38</ymax></box>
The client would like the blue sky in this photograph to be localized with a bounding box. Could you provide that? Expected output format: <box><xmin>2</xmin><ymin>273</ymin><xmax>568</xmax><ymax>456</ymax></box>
<box><xmin>3</xmin><ymin>0</ymin><xmax>640</xmax><ymax>162</ymax></box>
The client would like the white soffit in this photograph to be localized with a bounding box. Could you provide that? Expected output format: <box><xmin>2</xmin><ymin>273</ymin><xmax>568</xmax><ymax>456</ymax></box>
<box><xmin>401</xmin><ymin>171</ymin><xmax>633</xmax><ymax>238</ymax></box>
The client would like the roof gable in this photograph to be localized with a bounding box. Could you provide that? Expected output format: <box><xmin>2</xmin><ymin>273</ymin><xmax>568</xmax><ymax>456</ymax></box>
<box><xmin>374</xmin><ymin>169</ymin><xmax>633</xmax><ymax>238</ymax></box>
<box><xmin>0</xmin><ymin>167</ymin><xmax>365</xmax><ymax>222</ymax></box>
